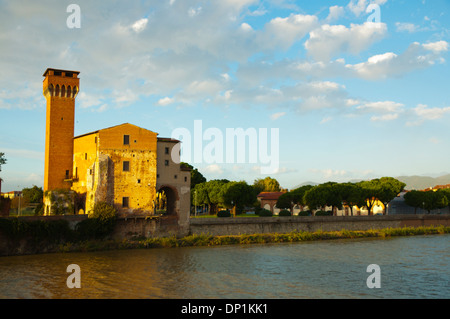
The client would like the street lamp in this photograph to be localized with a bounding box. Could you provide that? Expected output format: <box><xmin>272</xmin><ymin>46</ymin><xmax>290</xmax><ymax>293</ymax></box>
<box><xmin>231</xmin><ymin>200</ymin><xmax>234</xmax><ymax>217</ymax></box>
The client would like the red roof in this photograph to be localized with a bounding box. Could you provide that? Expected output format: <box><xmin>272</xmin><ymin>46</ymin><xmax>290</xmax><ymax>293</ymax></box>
<box><xmin>257</xmin><ymin>192</ymin><xmax>285</xmax><ymax>200</ymax></box>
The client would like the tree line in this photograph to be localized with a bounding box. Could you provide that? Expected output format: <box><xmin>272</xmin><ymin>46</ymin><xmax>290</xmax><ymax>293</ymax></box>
<box><xmin>276</xmin><ymin>177</ymin><xmax>406</xmax><ymax>216</ymax></box>
<box><xmin>191</xmin><ymin>176</ymin><xmax>281</xmax><ymax>215</ymax></box>
<box><xmin>403</xmin><ymin>188</ymin><xmax>450</xmax><ymax>214</ymax></box>
<box><xmin>190</xmin><ymin>172</ymin><xmax>449</xmax><ymax>216</ymax></box>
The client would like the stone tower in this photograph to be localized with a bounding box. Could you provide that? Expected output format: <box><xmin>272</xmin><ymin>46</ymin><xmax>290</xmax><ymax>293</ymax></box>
<box><xmin>43</xmin><ymin>68</ymin><xmax>80</xmax><ymax>192</ymax></box>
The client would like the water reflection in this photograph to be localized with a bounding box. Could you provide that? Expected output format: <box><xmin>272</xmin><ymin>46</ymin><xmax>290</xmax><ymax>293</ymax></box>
<box><xmin>0</xmin><ymin>234</ymin><xmax>448</xmax><ymax>299</ymax></box>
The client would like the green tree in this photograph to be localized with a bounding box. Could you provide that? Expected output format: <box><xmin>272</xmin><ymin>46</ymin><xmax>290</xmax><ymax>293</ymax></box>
<box><xmin>276</xmin><ymin>192</ymin><xmax>295</xmax><ymax>211</ymax></box>
<box><xmin>423</xmin><ymin>190</ymin><xmax>448</xmax><ymax>213</ymax></box>
<box><xmin>303</xmin><ymin>183</ymin><xmax>341</xmax><ymax>214</ymax></box>
<box><xmin>223</xmin><ymin>181</ymin><xmax>256</xmax><ymax>213</ymax></box>
<box><xmin>404</xmin><ymin>189</ymin><xmax>448</xmax><ymax>214</ymax></box>
<box><xmin>357</xmin><ymin>180</ymin><xmax>381</xmax><ymax>216</ymax></box>
<box><xmin>339</xmin><ymin>183</ymin><xmax>366</xmax><ymax>216</ymax></box>
<box><xmin>253</xmin><ymin>177</ymin><xmax>281</xmax><ymax>194</ymax></box>
<box><xmin>404</xmin><ymin>190</ymin><xmax>425</xmax><ymax>214</ymax></box>
<box><xmin>192</xmin><ymin>182</ymin><xmax>210</xmax><ymax>214</ymax></box>
<box><xmin>22</xmin><ymin>185</ymin><xmax>44</xmax><ymax>204</ymax></box>
<box><xmin>0</xmin><ymin>152</ymin><xmax>6</xmax><ymax>172</ymax></box>
<box><xmin>192</xmin><ymin>179</ymin><xmax>230</xmax><ymax>214</ymax></box>
<box><xmin>377</xmin><ymin>177</ymin><xmax>406</xmax><ymax>214</ymax></box>
<box><xmin>290</xmin><ymin>185</ymin><xmax>314</xmax><ymax>210</ymax></box>
<box><xmin>276</xmin><ymin>185</ymin><xmax>314</xmax><ymax>212</ymax></box>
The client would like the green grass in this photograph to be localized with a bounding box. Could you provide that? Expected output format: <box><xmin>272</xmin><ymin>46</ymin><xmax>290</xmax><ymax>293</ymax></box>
<box><xmin>191</xmin><ymin>213</ymin><xmax>260</xmax><ymax>218</ymax></box>
<box><xmin>56</xmin><ymin>225</ymin><xmax>450</xmax><ymax>253</ymax></box>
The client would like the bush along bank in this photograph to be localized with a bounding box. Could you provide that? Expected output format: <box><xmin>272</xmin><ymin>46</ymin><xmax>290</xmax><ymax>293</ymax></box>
<box><xmin>56</xmin><ymin>225</ymin><xmax>450</xmax><ymax>253</ymax></box>
<box><xmin>0</xmin><ymin>202</ymin><xmax>117</xmax><ymax>256</ymax></box>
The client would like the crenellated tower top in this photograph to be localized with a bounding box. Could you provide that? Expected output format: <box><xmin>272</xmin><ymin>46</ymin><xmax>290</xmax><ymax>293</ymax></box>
<box><xmin>43</xmin><ymin>68</ymin><xmax>80</xmax><ymax>99</ymax></box>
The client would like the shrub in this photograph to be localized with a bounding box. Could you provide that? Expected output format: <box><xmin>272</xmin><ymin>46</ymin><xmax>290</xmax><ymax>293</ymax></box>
<box><xmin>278</xmin><ymin>209</ymin><xmax>291</xmax><ymax>216</ymax></box>
<box><xmin>315</xmin><ymin>210</ymin><xmax>333</xmax><ymax>216</ymax></box>
<box><xmin>217</xmin><ymin>210</ymin><xmax>231</xmax><ymax>217</ymax></box>
<box><xmin>89</xmin><ymin>202</ymin><xmax>117</xmax><ymax>220</ymax></box>
<box><xmin>257</xmin><ymin>208</ymin><xmax>273</xmax><ymax>217</ymax></box>
<box><xmin>298</xmin><ymin>210</ymin><xmax>311</xmax><ymax>216</ymax></box>
<box><xmin>76</xmin><ymin>202</ymin><xmax>117</xmax><ymax>240</ymax></box>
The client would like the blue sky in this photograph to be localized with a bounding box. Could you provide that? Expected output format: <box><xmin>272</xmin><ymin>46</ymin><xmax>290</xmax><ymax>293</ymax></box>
<box><xmin>1</xmin><ymin>0</ymin><xmax>449</xmax><ymax>192</ymax></box>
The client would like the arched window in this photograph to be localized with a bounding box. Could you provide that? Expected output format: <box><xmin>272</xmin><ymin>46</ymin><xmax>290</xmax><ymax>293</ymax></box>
<box><xmin>48</xmin><ymin>84</ymin><xmax>54</xmax><ymax>97</ymax></box>
<box><xmin>72</xmin><ymin>86</ymin><xmax>78</xmax><ymax>98</ymax></box>
<box><xmin>55</xmin><ymin>84</ymin><xmax>60</xmax><ymax>97</ymax></box>
<box><xmin>67</xmin><ymin>86</ymin><xmax>72</xmax><ymax>98</ymax></box>
<box><xmin>61</xmin><ymin>85</ymin><xmax>66</xmax><ymax>98</ymax></box>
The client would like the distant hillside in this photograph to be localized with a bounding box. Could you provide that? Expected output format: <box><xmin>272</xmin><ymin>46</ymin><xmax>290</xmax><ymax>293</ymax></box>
<box><xmin>396</xmin><ymin>174</ymin><xmax>450</xmax><ymax>190</ymax></box>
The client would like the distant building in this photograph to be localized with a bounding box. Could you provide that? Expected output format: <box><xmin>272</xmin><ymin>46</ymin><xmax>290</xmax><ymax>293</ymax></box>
<box><xmin>257</xmin><ymin>191</ymin><xmax>286</xmax><ymax>214</ymax></box>
<box><xmin>1</xmin><ymin>191</ymin><xmax>22</xmax><ymax>199</ymax></box>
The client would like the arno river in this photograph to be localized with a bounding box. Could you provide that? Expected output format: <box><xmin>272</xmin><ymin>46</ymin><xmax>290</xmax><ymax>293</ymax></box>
<box><xmin>0</xmin><ymin>234</ymin><xmax>448</xmax><ymax>299</ymax></box>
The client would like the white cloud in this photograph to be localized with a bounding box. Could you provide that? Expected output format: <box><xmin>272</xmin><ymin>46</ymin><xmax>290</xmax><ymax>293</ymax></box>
<box><xmin>347</xmin><ymin>0</ymin><xmax>387</xmax><ymax>16</ymax></box>
<box><xmin>326</xmin><ymin>6</ymin><xmax>345</xmax><ymax>22</ymax></box>
<box><xmin>131</xmin><ymin>18</ymin><xmax>148</xmax><ymax>33</ymax></box>
<box><xmin>370</xmin><ymin>113</ymin><xmax>399</xmax><ymax>121</ymax></box>
<box><xmin>270</xmin><ymin>112</ymin><xmax>286</xmax><ymax>120</ymax></box>
<box><xmin>320</xmin><ymin>117</ymin><xmax>332</xmax><ymax>124</ymax></box>
<box><xmin>202</xmin><ymin>164</ymin><xmax>224</xmax><ymax>175</ymax></box>
<box><xmin>305</xmin><ymin>22</ymin><xmax>387</xmax><ymax>61</ymax></box>
<box><xmin>263</xmin><ymin>14</ymin><xmax>319</xmax><ymax>50</ymax></box>
<box><xmin>240</xmin><ymin>22</ymin><xmax>253</xmax><ymax>32</ymax></box>
<box><xmin>422</xmin><ymin>40</ymin><xmax>449</xmax><ymax>53</ymax></box>
<box><xmin>157</xmin><ymin>97</ymin><xmax>175</xmax><ymax>106</ymax></box>
<box><xmin>356</xmin><ymin>101</ymin><xmax>404</xmax><ymax>113</ymax></box>
<box><xmin>346</xmin><ymin>41</ymin><xmax>448</xmax><ymax>80</ymax></box>
<box><xmin>412</xmin><ymin>104</ymin><xmax>450</xmax><ymax>120</ymax></box>
<box><xmin>188</xmin><ymin>6</ymin><xmax>202</xmax><ymax>17</ymax></box>
<box><xmin>396</xmin><ymin>22</ymin><xmax>419</xmax><ymax>33</ymax></box>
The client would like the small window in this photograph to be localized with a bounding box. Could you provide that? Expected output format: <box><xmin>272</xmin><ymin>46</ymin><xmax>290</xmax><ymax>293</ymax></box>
<box><xmin>123</xmin><ymin>161</ymin><xmax>130</xmax><ymax>171</ymax></box>
<box><xmin>123</xmin><ymin>135</ymin><xmax>130</xmax><ymax>145</ymax></box>
<box><xmin>122</xmin><ymin>197</ymin><xmax>129</xmax><ymax>208</ymax></box>
<box><xmin>184</xmin><ymin>176</ymin><xmax>188</xmax><ymax>182</ymax></box>
<box><xmin>85</xmin><ymin>153</ymin><xmax>87</xmax><ymax>160</ymax></box>
<box><xmin>65</xmin><ymin>170</ymin><xmax>70</xmax><ymax>178</ymax></box>
<box><xmin>94</xmin><ymin>137</ymin><xmax>97</xmax><ymax>144</ymax></box>
<box><xmin>164</xmin><ymin>160</ymin><xmax>169</xmax><ymax>166</ymax></box>
<box><xmin>165</xmin><ymin>147</ymin><xmax>169</xmax><ymax>154</ymax></box>
<box><xmin>157</xmin><ymin>174</ymin><xmax>160</xmax><ymax>178</ymax></box>
<box><xmin>174</xmin><ymin>175</ymin><xmax>178</xmax><ymax>179</ymax></box>
<box><xmin>137</xmin><ymin>179</ymin><xmax>141</xmax><ymax>184</ymax></box>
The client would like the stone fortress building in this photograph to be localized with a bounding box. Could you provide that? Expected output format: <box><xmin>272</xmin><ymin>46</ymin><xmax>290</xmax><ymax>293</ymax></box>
<box><xmin>42</xmin><ymin>68</ymin><xmax>190</xmax><ymax>232</ymax></box>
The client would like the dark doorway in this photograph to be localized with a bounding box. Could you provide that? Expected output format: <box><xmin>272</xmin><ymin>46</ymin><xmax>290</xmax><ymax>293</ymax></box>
<box><xmin>156</xmin><ymin>186</ymin><xmax>178</xmax><ymax>216</ymax></box>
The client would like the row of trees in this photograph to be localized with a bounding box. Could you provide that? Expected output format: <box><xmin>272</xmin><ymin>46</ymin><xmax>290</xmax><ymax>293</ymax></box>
<box><xmin>192</xmin><ymin>179</ymin><xmax>258</xmax><ymax>214</ymax></box>
<box><xmin>276</xmin><ymin>177</ymin><xmax>407</xmax><ymax>216</ymax></box>
<box><xmin>191</xmin><ymin>176</ymin><xmax>282</xmax><ymax>214</ymax></box>
<box><xmin>404</xmin><ymin>189</ymin><xmax>450</xmax><ymax>214</ymax></box>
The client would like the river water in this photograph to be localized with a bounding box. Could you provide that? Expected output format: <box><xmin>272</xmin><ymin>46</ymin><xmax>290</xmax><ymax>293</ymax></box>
<box><xmin>0</xmin><ymin>234</ymin><xmax>448</xmax><ymax>299</ymax></box>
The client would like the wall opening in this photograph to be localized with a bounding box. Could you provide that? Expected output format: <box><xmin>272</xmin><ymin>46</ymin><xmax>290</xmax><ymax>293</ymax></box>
<box><xmin>156</xmin><ymin>186</ymin><xmax>178</xmax><ymax>216</ymax></box>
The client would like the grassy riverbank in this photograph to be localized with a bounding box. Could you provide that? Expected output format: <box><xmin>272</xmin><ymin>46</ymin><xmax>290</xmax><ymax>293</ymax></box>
<box><xmin>57</xmin><ymin>225</ymin><xmax>450</xmax><ymax>253</ymax></box>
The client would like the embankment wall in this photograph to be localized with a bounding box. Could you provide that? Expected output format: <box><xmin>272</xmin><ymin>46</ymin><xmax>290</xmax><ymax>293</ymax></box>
<box><xmin>189</xmin><ymin>215</ymin><xmax>450</xmax><ymax>236</ymax></box>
